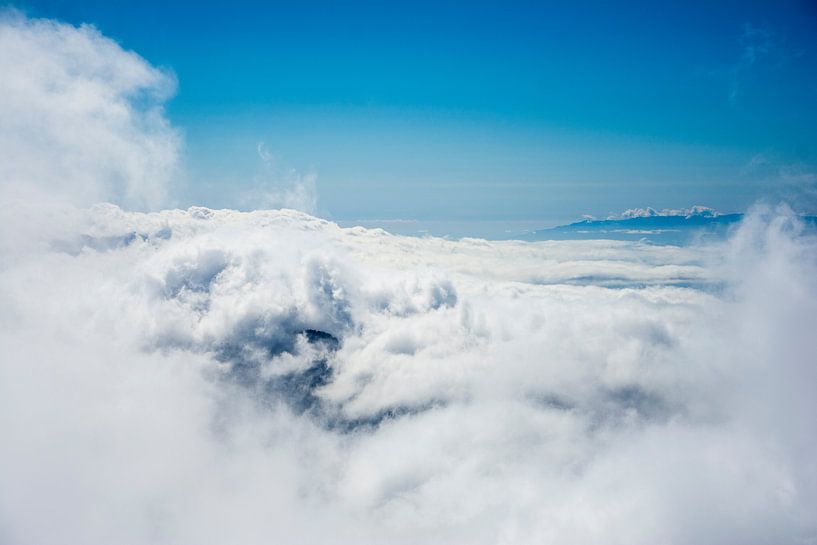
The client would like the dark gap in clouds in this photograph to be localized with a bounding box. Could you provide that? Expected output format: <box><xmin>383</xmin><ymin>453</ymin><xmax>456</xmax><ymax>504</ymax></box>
<box><xmin>270</xmin><ymin>359</ymin><xmax>334</xmax><ymax>414</ymax></box>
<box><xmin>595</xmin><ymin>385</ymin><xmax>677</xmax><ymax>426</ymax></box>
<box><xmin>527</xmin><ymin>385</ymin><xmax>678</xmax><ymax>428</ymax></box>
<box><xmin>525</xmin><ymin>392</ymin><xmax>576</xmax><ymax>412</ymax></box>
<box><xmin>218</xmin><ymin>325</ymin><xmax>445</xmax><ymax>432</ymax></box>
<box><xmin>218</xmin><ymin>326</ymin><xmax>340</xmax><ymax>416</ymax></box>
<box><xmin>214</xmin><ymin>324</ymin><xmax>447</xmax><ymax>432</ymax></box>
<box><xmin>322</xmin><ymin>399</ymin><xmax>448</xmax><ymax>434</ymax></box>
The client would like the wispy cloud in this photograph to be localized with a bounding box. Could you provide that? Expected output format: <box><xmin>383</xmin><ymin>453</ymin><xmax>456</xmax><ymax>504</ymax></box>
<box><xmin>742</xmin><ymin>152</ymin><xmax>817</xmax><ymax>212</ymax></box>
<box><xmin>728</xmin><ymin>22</ymin><xmax>801</xmax><ymax>107</ymax></box>
<box><xmin>729</xmin><ymin>23</ymin><xmax>773</xmax><ymax>105</ymax></box>
<box><xmin>238</xmin><ymin>141</ymin><xmax>318</xmax><ymax>213</ymax></box>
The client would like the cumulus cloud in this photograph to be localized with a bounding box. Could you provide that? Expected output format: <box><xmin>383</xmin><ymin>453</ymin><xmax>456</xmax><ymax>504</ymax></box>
<box><xmin>0</xmin><ymin>10</ymin><xmax>180</xmax><ymax>210</ymax></box>
<box><xmin>1</xmin><ymin>13</ymin><xmax>817</xmax><ymax>545</ymax></box>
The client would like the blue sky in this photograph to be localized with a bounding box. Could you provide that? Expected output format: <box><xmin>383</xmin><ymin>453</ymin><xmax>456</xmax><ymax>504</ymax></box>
<box><xmin>14</xmin><ymin>0</ymin><xmax>817</xmax><ymax>226</ymax></box>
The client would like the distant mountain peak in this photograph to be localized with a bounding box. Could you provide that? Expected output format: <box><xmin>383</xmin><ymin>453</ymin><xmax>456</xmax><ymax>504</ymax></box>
<box><xmin>611</xmin><ymin>205</ymin><xmax>721</xmax><ymax>220</ymax></box>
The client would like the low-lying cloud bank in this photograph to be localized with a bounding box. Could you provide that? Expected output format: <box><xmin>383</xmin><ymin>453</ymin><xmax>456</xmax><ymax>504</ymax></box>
<box><xmin>1</xmin><ymin>12</ymin><xmax>817</xmax><ymax>545</ymax></box>
<box><xmin>2</xmin><ymin>203</ymin><xmax>816</xmax><ymax>544</ymax></box>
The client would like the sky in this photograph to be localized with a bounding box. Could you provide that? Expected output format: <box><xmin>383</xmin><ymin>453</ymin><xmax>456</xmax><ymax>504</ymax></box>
<box><xmin>9</xmin><ymin>0</ymin><xmax>817</xmax><ymax>227</ymax></box>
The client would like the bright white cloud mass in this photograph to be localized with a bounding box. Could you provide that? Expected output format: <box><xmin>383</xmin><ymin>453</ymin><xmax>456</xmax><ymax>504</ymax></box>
<box><xmin>2</xmin><ymin>13</ymin><xmax>817</xmax><ymax>545</ymax></box>
<box><xmin>0</xmin><ymin>11</ymin><xmax>179</xmax><ymax>211</ymax></box>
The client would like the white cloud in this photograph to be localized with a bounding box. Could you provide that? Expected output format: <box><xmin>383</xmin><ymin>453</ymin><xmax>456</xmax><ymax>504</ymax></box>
<box><xmin>238</xmin><ymin>142</ymin><xmax>318</xmax><ymax>214</ymax></box>
<box><xmin>0</xmin><ymin>10</ymin><xmax>180</xmax><ymax>211</ymax></box>
<box><xmin>2</xmin><ymin>202</ymin><xmax>816</xmax><ymax>544</ymax></box>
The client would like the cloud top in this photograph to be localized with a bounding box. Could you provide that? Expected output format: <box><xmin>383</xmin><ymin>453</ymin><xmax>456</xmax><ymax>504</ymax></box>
<box><xmin>2</xmin><ymin>203</ymin><xmax>817</xmax><ymax>544</ymax></box>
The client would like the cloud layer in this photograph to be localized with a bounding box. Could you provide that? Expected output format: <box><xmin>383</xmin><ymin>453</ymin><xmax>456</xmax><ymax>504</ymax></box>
<box><xmin>1</xmin><ymin>13</ymin><xmax>816</xmax><ymax>545</ymax></box>
<box><xmin>2</xmin><ymin>202</ymin><xmax>816</xmax><ymax>544</ymax></box>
